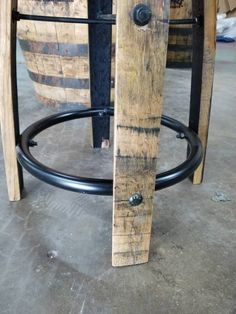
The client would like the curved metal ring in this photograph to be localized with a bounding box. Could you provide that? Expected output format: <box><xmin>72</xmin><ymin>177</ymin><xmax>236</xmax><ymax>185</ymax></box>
<box><xmin>16</xmin><ymin>107</ymin><xmax>203</xmax><ymax>195</ymax></box>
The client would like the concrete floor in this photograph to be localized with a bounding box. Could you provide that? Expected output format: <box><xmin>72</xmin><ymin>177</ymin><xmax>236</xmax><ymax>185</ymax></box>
<box><xmin>0</xmin><ymin>43</ymin><xmax>236</xmax><ymax>314</ymax></box>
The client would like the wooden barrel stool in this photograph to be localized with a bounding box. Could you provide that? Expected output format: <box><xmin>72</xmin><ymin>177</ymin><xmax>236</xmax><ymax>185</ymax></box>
<box><xmin>0</xmin><ymin>0</ymin><xmax>216</xmax><ymax>267</ymax></box>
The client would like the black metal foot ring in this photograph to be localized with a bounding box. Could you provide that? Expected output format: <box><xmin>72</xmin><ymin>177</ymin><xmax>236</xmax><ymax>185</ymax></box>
<box><xmin>16</xmin><ymin>107</ymin><xmax>203</xmax><ymax>196</ymax></box>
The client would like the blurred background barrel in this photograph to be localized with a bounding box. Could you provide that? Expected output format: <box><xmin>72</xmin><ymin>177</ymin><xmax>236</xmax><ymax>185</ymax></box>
<box><xmin>18</xmin><ymin>0</ymin><xmax>192</xmax><ymax>108</ymax></box>
<box><xmin>167</xmin><ymin>0</ymin><xmax>193</xmax><ymax>68</ymax></box>
<box><xmin>17</xmin><ymin>0</ymin><xmax>115</xmax><ymax>108</ymax></box>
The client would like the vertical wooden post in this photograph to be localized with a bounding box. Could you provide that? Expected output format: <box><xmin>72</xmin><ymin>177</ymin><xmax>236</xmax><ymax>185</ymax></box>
<box><xmin>0</xmin><ymin>0</ymin><xmax>23</xmax><ymax>201</ymax></box>
<box><xmin>112</xmin><ymin>1</ymin><xmax>170</xmax><ymax>267</ymax></box>
<box><xmin>189</xmin><ymin>0</ymin><xmax>217</xmax><ymax>184</ymax></box>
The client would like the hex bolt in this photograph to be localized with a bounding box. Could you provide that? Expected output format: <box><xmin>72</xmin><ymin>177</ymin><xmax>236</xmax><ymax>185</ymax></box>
<box><xmin>176</xmin><ymin>132</ymin><xmax>186</xmax><ymax>140</ymax></box>
<box><xmin>28</xmin><ymin>140</ymin><xmax>38</xmax><ymax>147</ymax></box>
<box><xmin>129</xmin><ymin>193</ymin><xmax>143</xmax><ymax>206</ymax></box>
<box><xmin>132</xmin><ymin>4</ymin><xmax>152</xmax><ymax>27</ymax></box>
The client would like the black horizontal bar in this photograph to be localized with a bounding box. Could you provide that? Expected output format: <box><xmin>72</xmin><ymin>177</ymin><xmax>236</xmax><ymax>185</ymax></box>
<box><xmin>169</xmin><ymin>18</ymin><xmax>198</xmax><ymax>25</ymax></box>
<box><xmin>13</xmin><ymin>11</ymin><xmax>199</xmax><ymax>26</ymax></box>
<box><xmin>166</xmin><ymin>61</ymin><xmax>192</xmax><ymax>69</ymax></box>
<box><xmin>97</xmin><ymin>14</ymin><xmax>116</xmax><ymax>21</ymax></box>
<box><xmin>13</xmin><ymin>11</ymin><xmax>116</xmax><ymax>25</ymax></box>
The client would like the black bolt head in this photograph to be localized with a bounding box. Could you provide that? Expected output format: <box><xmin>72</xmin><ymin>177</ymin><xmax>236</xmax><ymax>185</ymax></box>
<box><xmin>129</xmin><ymin>193</ymin><xmax>143</xmax><ymax>206</ymax></box>
<box><xmin>132</xmin><ymin>4</ymin><xmax>152</xmax><ymax>27</ymax></box>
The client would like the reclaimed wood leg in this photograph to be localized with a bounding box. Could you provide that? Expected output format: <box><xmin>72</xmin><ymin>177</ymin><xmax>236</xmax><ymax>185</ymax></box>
<box><xmin>189</xmin><ymin>0</ymin><xmax>217</xmax><ymax>184</ymax></box>
<box><xmin>112</xmin><ymin>1</ymin><xmax>170</xmax><ymax>267</ymax></box>
<box><xmin>88</xmin><ymin>0</ymin><xmax>112</xmax><ymax>148</ymax></box>
<box><xmin>0</xmin><ymin>0</ymin><xmax>23</xmax><ymax>201</ymax></box>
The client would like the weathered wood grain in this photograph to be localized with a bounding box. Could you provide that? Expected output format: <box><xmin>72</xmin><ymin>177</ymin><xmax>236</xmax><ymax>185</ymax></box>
<box><xmin>167</xmin><ymin>0</ymin><xmax>193</xmax><ymax>68</ymax></box>
<box><xmin>17</xmin><ymin>0</ymin><xmax>90</xmax><ymax>107</ymax></box>
<box><xmin>17</xmin><ymin>0</ymin><xmax>116</xmax><ymax>108</ymax></box>
<box><xmin>189</xmin><ymin>0</ymin><xmax>216</xmax><ymax>184</ymax></box>
<box><xmin>0</xmin><ymin>0</ymin><xmax>23</xmax><ymax>201</ymax></box>
<box><xmin>113</xmin><ymin>0</ymin><xmax>170</xmax><ymax>267</ymax></box>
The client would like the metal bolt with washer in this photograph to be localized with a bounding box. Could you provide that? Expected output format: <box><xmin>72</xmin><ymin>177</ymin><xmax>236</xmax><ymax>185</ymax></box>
<box><xmin>129</xmin><ymin>193</ymin><xmax>143</xmax><ymax>206</ymax></box>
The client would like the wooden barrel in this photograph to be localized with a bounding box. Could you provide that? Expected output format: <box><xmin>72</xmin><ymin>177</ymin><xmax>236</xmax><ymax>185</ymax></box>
<box><xmin>18</xmin><ymin>0</ymin><xmax>192</xmax><ymax>107</ymax></box>
<box><xmin>17</xmin><ymin>0</ymin><xmax>115</xmax><ymax>107</ymax></box>
<box><xmin>167</xmin><ymin>0</ymin><xmax>193</xmax><ymax>68</ymax></box>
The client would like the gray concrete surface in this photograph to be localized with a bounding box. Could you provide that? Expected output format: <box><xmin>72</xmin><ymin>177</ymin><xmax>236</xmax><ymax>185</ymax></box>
<box><xmin>0</xmin><ymin>43</ymin><xmax>236</xmax><ymax>314</ymax></box>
